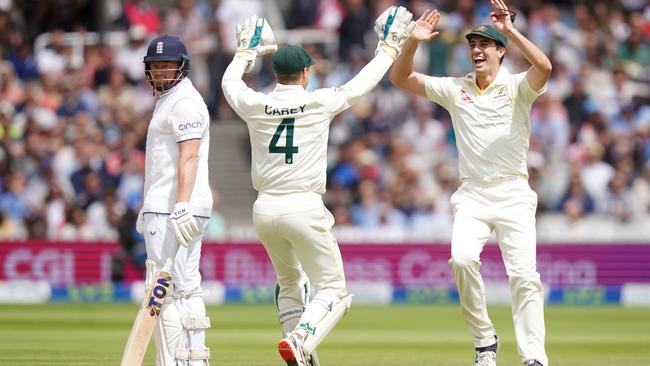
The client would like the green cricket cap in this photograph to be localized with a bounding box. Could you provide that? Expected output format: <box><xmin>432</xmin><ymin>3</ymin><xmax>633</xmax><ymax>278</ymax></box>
<box><xmin>465</xmin><ymin>25</ymin><xmax>507</xmax><ymax>48</ymax></box>
<box><xmin>272</xmin><ymin>45</ymin><xmax>315</xmax><ymax>75</ymax></box>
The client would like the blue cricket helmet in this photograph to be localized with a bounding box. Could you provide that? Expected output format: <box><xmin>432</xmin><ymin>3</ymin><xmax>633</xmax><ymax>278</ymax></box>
<box><xmin>143</xmin><ymin>34</ymin><xmax>191</xmax><ymax>93</ymax></box>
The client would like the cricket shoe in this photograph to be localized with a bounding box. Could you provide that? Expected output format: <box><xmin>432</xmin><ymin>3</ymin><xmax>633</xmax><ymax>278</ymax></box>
<box><xmin>474</xmin><ymin>336</ymin><xmax>498</xmax><ymax>366</ymax></box>
<box><xmin>525</xmin><ymin>361</ymin><xmax>543</xmax><ymax>366</ymax></box>
<box><xmin>278</xmin><ymin>333</ymin><xmax>307</xmax><ymax>366</ymax></box>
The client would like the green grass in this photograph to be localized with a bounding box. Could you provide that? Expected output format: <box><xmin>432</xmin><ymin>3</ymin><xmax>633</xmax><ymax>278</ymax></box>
<box><xmin>0</xmin><ymin>303</ymin><xmax>648</xmax><ymax>365</ymax></box>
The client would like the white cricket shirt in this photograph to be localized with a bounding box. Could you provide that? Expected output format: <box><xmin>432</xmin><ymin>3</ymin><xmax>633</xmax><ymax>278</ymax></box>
<box><xmin>142</xmin><ymin>78</ymin><xmax>213</xmax><ymax>217</ymax></box>
<box><xmin>222</xmin><ymin>53</ymin><xmax>393</xmax><ymax>196</ymax></box>
<box><xmin>424</xmin><ymin>67</ymin><xmax>546</xmax><ymax>182</ymax></box>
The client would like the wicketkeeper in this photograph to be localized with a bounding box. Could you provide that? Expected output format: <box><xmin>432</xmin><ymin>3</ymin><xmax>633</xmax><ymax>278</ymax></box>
<box><xmin>221</xmin><ymin>7</ymin><xmax>416</xmax><ymax>366</ymax></box>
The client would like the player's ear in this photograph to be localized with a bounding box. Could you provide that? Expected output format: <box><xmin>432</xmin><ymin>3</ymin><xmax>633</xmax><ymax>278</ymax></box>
<box><xmin>301</xmin><ymin>67</ymin><xmax>310</xmax><ymax>86</ymax></box>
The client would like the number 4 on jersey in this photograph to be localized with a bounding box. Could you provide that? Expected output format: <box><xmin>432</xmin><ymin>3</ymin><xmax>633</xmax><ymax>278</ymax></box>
<box><xmin>269</xmin><ymin>118</ymin><xmax>299</xmax><ymax>164</ymax></box>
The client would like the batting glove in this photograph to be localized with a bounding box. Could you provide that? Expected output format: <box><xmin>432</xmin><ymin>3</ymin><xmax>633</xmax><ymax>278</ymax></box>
<box><xmin>170</xmin><ymin>202</ymin><xmax>199</xmax><ymax>247</ymax></box>
<box><xmin>374</xmin><ymin>6</ymin><xmax>416</xmax><ymax>60</ymax></box>
<box><xmin>235</xmin><ymin>16</ymin><xmax>278</xmax><ymax>73</ymax></box>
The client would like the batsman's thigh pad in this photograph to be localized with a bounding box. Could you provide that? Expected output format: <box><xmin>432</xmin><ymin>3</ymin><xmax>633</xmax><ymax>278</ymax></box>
<box><xmin>145</xmin><ymin>259</ymin><xmax>158</xmax><ymax>292</ymax></box>
<box><xmin>299</xmin><ymin>292</ymin><xmax>353</xmax><ymax>355</ymax></box>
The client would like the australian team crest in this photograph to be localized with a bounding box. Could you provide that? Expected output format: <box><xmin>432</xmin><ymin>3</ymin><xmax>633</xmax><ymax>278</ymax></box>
<box><xmin>494</xmin><ymin>86</ymin><xmax>508</xmax><ymax>99</ymax></box>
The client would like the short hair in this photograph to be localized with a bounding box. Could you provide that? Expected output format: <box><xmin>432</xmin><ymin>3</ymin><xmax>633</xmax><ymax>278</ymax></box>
<box><xmin>275</xmin><ymin>69</ymin><xmax>305</xmax><ymax>84</ymax></box>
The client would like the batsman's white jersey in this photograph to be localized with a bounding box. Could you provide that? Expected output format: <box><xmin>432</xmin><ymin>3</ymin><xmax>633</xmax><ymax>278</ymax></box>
<box><xmin>425</xmin><ymin>66</ymin><xmax>549</xmax><ymax>366</ymax></box>
<box><xmin>142</xmin><ymin>77</ymin><xmax>213</xmax><ymax>218</ymax></box>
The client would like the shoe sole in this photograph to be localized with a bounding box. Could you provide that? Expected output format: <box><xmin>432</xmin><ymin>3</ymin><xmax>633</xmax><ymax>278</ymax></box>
<box><xmin>278</xmin><ymin>339</ymin><xmax>300</xmax><ymax>366</ymax></box>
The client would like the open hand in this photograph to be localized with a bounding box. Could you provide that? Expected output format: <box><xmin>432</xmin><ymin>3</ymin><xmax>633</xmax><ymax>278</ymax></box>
<box><xmin>489</xmin><ymin>0</ymin><xmax>515</xmax><ymax>34</ymax></box>
<box><xmin>411</xmin><ymin>9</ymin><xmax>440</xmax><ymax>42</ymax></box>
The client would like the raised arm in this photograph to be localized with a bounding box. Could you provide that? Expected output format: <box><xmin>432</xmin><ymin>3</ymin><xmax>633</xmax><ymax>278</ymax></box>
<box><xmin>389</xmin><ymin>9</ymin><xmax>440</xmax><ymax>97</ymax></box>
<box><xmin>338</xmin><ymin>6</ymin><xmax>415</xmax><ymax>105</ymax></box>
<box><xmin>221</xmin><ymin>16</ymin><xmax>277</xmax><ymax>114</ymax></box>
<box><xmin>489</xmin><ymin>0</ymin><xmax>551</xmax><ymax>91</ymax></box>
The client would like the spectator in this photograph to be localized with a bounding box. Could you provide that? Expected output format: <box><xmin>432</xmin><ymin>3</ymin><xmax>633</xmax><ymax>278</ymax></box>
<box><xmin>559</xmin><ymin>170</ymin><xmax>595</xmax><ymax>222</ymax></box>
<box><xmin>123</xmin><ymin>0</ymin><xmax>161</xmax><ymax>34</ymax></box>
<box><xmin>602</xmin><ymin>170</ymin><xmax>634</xmax><ymax>221</ymax></box>
<box><xmin>0</xmin><ymin>171</ymin><xmax>32</xmax><ymax>223</ymax></box>
<box><xmin>338</xmin><ymin>0</ymin><xmax>372</xmax><ymax>61</ymax></box>
<box><xmin>580</xmin><ymin>143</ymin><xmax>615</xmax><ymax>211</ymax></box>
<box><xmin>164</xmin><ymin>0</ymin><xmax>215</xmax><ymax>95</ymax></box>
<box><xmin>631</xmin><ymin>162</ymin><xmax>650</xmax><ymax>218</ymax></box>
<box><xmin>115</xmin><ymin>24</ymin><xmax>149</xmax><ymax>84</ymax></box>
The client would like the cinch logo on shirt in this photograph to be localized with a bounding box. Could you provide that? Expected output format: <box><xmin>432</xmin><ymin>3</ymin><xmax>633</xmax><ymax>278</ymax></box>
<box><xmin>178</xmin><ymin>121</ymin><xmax>202</xmax><ymax>131</ymax></box>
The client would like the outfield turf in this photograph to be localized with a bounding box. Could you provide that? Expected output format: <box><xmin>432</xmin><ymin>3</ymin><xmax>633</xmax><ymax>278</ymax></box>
<box><xmin>0</xmin><ymin>303</ymin><xmax>648</xmax><ymax>365</ymax></box>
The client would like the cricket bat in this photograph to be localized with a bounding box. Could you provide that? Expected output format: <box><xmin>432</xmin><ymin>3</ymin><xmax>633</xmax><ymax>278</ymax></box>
<box><xmin>120</xmin><ymin>246</ymin><xmax>178</xmax><ymax>366</ymax></box>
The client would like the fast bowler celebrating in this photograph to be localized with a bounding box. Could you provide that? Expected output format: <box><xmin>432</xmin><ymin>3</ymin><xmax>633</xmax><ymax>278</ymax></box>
<box><xmin>221</xmin><ymin>8</ymin><xmax>415</xmax><ymax>366</ymax></box>
<box><xmin>390</xmin><ymin>1</ymin><xmax>552</xmax><ymax>365</ymax></box>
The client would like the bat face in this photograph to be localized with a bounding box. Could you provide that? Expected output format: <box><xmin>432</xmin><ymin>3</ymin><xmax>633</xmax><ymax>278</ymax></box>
<box><xmin>146</xmin><ymin>272</ymin><xmax>172</xmax><ymax>316</ymax></box>
<box><xmin>120</xmin><ymin>270</ymin><xmax>173</xmax><ymax>366</ymax></box>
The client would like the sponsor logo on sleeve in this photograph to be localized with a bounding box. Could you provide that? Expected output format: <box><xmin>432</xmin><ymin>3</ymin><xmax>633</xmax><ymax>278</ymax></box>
<box><xmin>178</xmin><ymin>121</ymin><xmax>203</xmax><ymax>132</ymax></box>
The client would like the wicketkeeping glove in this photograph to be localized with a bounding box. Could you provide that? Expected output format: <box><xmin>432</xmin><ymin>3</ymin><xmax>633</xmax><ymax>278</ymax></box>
<box><xmin>170</xmin><ymin>202</ymin><xmax>199</xmax><ymax>247</ymax></box>
<box><xmin>234</xmin><ymin>16</ymin><xmax>278</xmax><ymax>73</ymax></box>
<box><xmin>374</xmin><ymin>6</ymin><xmax>416</xmax><ymax>60</ymax></box>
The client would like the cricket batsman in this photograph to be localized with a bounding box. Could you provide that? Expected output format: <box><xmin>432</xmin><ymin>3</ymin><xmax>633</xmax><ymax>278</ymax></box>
<box><xmin>389</xmin><ymin>0</ymin><xmax>552</xmax><ymax>365</ymax></box>
<box><xmin>137</xmin><ymin>34</ymin><xmax>213</xmax><ymax>365</ymax></box>
<box><xmin>221</xmin><ymin>7</ymin><xmax>416</xmax><ymax>366</ymax></box>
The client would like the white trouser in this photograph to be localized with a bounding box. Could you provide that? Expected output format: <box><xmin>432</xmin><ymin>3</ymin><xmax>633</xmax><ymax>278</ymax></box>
<box><xmin>449</xmin><ymin>177</ymin><xmax>548</xmax><ymax>366</ymax></box>
<box><xmin>253</xmin><ymin>192</ymin><xmax>348</xmax><ymax>343</ymax></box>
<box><xmin>143</xmin><ymin>213</ymin><xmax>211</xmax><ymax>366</ymax></box>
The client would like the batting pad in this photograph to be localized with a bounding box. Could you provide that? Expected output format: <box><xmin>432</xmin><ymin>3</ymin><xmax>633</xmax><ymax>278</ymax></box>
<box><xmin>275</xmin><ymin>278</ymin><xmax>321</xmax><ymax>366</ymax></box>
<box><xmin>274</xmin><ymin>274</ymin><xmax>310</xmax><ymax>336</ymax></box>
<box><xmin>174</xmin><ymin>296</ymin><xmax>211</xmax><ymax>366</ymax></box>
<box><xmin>299</xmin><ymin>293</ymin><xmax>353</xmax><ymax>355</ymax></box>
<box><xmin>154</xmin><ymin>299</ymin><xmax>183</xmax><ymax>366</ymax></box>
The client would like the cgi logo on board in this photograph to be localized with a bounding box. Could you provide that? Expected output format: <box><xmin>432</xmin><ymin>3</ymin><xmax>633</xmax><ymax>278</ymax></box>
<box><xmin>3</xmin><ymin>248</ymin><xmax>75</xmax><ymax>285</ymax></box>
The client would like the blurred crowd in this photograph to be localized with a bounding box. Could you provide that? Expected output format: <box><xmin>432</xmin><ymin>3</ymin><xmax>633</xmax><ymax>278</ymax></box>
<box><xmin>0</xmin><ymin>0</ymin><xmax>648</xmax><ymax>251</ymax></box>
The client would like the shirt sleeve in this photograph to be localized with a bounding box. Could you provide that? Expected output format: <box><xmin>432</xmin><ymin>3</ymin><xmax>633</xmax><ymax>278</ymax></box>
<box><xmin>515</xmin><ymin>71</ymin><xmax>547</xmax><ymax>104</ymax></box>
<box><xmin>169</xmin><ymin>98</ymin><xmax>206</xmax><ymax>142</ymax></box>
<box><xmin>424</xmin><ymin>76</ymin><xmax>454</xmax><ymax>109</ymax></box>
<box><xmin>221</xmin><ymin>57</ymin><xmax>265</xmax><ymax>118</ymax></box>
<box><xmin>316</xmin><ymin>52</ymin><xmax>394</xmax><ymax>116</ymax></box>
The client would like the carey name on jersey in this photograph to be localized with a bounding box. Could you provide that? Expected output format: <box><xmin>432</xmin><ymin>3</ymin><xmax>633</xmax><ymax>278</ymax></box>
<box><xmin>264</xmin><ymin>104</ymin><xmax>307</xmax><ymax>116</ymax></box>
